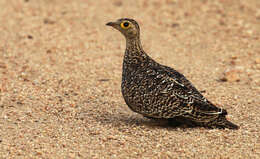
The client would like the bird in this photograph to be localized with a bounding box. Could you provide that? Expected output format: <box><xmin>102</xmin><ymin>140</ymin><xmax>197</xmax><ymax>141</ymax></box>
<box><xmin>106</xmin><ymin>18</ymin><xmax>239</xmax><ymax>129</ymax></box>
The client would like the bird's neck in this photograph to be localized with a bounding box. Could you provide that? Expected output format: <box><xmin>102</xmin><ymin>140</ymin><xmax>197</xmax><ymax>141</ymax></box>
<box><xmin>126</xmin><ymin>37</ymin><xmax>142</xmax><ymax>51</ymax></box>
<box><xmin>125</xmin><ymin>37</ymin><xmax>146</xmax><ymax>58</ymax></box>
<box><xmin>123</xmin><ymin>37</ymin><xmax>155</xmax><ymax>70</ymax></box>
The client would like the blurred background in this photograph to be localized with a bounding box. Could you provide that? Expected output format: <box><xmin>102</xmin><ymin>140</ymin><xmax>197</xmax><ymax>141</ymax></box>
<box><xmin>0</xmin><ymin>0</ymin><xmax>259</xmax><ymax>158</ymax></box>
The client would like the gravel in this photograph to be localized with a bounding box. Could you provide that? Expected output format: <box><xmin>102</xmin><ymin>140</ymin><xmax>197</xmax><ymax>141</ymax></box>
<box><xmin>0</xmin><ymin>0</ymin><xmax>259</xmax><ymax>158</ymax></box>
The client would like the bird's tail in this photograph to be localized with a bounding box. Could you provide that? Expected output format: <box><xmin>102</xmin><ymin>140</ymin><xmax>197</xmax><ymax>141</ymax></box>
<box><xmin>210</xmin><ymin>115</ymin><xmax>239</xmax><ymax>130</ymax></box>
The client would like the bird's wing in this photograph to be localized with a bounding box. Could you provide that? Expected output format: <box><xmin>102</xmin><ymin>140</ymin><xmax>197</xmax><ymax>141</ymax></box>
<box><xmin>162</xmin><ymin>65</ymin><xmax>206</xmax><ymax>101</ymax></box>
<box><xmin>151</xmin><ymin>65</ymin><xmax>224</xmax><ymax>116</ymax></box>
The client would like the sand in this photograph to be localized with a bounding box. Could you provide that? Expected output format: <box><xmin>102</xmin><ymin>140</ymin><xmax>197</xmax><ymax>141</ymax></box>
<box><xmin>0</xmin><ymin>0</ymin><xmax>259</xmax><ymax>158</ymax></box>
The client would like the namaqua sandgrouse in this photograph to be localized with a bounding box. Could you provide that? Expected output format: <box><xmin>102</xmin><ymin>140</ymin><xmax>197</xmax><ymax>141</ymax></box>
<box><xmin>106</xmin><ymin>18</ymin><xmax>239</xmax><ymax>129</ymax></box>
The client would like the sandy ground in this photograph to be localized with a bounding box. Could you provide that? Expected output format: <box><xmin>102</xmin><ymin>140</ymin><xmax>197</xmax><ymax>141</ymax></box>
<box><xmin>0</xmin><ymin>0</ymin><xmax>260</xmax><ymax>158</ymax></box>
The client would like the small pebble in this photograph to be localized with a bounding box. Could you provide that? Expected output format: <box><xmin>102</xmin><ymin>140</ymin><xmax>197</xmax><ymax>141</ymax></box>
<box><xmin>220</xmin><ymin>68</ymin><xmax>242</xmax><ymax>82</ymax></box>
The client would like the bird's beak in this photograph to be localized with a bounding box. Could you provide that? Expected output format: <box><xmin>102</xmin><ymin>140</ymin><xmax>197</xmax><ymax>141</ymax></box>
<box><xmin>106</xmin><ymin>22</ymin><xmax>117</xmax><ymax>27</ymax></box>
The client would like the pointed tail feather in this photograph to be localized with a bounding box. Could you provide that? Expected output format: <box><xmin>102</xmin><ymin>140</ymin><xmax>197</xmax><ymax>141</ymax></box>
<box><xmin>213</xmin><ymin>116</ymin><xmax>239</xmax><ymax>130</ymax></box>
<box><xmin>168</xmin><ymin>115</ymin><xmax>239</xmax><ymax>129</ymax></box>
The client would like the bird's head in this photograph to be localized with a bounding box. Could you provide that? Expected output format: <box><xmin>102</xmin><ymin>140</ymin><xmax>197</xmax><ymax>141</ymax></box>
<box><xmin>106</xmin><ymin>18</ymin><xmax>140</xmax><ymax>39</ymax></box>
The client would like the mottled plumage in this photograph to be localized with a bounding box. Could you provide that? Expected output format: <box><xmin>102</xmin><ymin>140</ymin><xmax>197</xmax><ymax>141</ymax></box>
<box><xmin>106</xmin><ymin>18</ymin><xmax>239</xmax><ymax>129</ymax></box>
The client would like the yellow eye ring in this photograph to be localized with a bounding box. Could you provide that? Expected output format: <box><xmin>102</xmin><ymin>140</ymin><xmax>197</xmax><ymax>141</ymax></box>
<box><xmin>120</xmin><ymin>21</ymin><xmax>130</xmax><ymax>29</ymax></box>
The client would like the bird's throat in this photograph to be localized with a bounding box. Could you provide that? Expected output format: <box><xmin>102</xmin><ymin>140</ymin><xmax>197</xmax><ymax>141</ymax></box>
<box><xmin>123</xmin><ymin>37</ymin><xmax>151</xmax><ymax>67</ymax></box>
<box><xmin>125</xmin><ymin>37</ymin><xmax>144</xmax><ymax>56</ymax></box>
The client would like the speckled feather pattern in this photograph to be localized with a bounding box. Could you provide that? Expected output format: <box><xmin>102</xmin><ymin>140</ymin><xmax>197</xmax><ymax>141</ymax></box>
<box><xmin>108</xmin><ymin>18</ymin><xmax>239</xmax><ymax>129</ymax></box>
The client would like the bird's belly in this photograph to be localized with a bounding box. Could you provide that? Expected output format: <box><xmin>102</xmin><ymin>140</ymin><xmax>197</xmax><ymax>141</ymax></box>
<box><xmin>121</xmin><ymin>79</ymin><xmax>151</xmax><ymax>112</ymax></box>
<box><xmin>121</xmin><ymin>79</ymin><xmax>178</xmax><ymax>118</ymax></box>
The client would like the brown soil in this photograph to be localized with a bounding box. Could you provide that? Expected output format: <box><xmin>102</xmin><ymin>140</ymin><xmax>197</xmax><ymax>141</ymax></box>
<box><xmin>0</xmin><ymin>0</ymin><xmax>259</xmax><ymax>158</ymax></box>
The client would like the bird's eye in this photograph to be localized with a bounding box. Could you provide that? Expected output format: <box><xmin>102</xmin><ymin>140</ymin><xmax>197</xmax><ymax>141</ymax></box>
<box><xmin>121</xmin><ymin>21</ymin><xmax>130</xmax><ymax>29</ymax></box>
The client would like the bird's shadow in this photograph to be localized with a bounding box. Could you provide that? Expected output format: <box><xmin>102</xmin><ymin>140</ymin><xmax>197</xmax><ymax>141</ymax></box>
<box><xmin>79</xmin><ymin>110</ymin><xmax>200</xmax><ymax>130</ymax></box>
